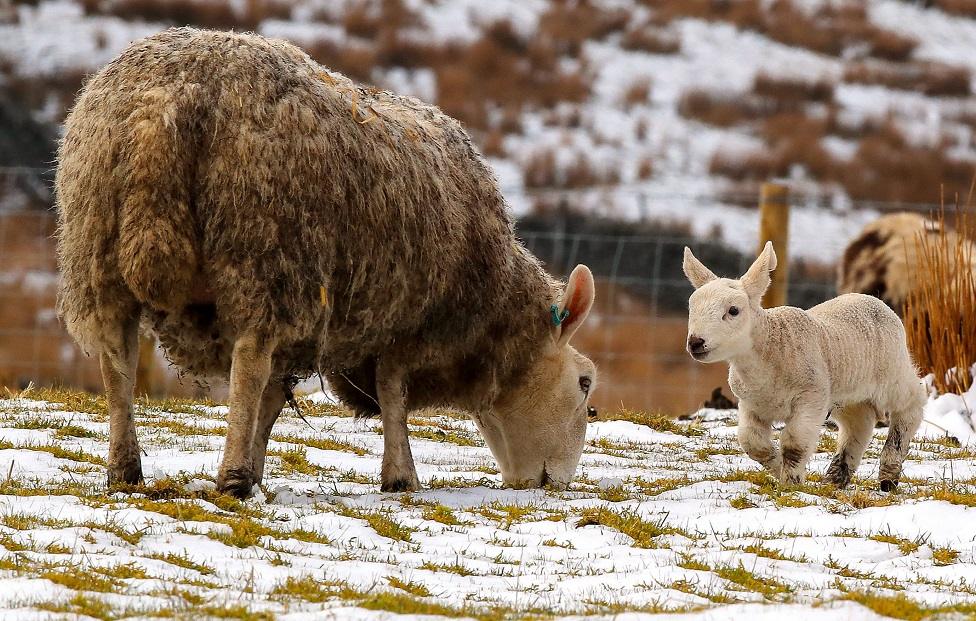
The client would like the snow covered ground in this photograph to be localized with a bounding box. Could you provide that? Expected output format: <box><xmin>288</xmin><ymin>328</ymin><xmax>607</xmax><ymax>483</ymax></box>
<box><xmin>0</xmin><ymin>389</ymin><xmax>974</xmax><ymax>618</ymax></box>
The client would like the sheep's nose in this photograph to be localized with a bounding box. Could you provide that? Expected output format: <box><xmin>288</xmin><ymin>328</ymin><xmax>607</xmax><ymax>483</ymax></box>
<box><xmin>688</xmin><ymin>335</ymin><xmax>706</xmax><ymax>353</ymax></box>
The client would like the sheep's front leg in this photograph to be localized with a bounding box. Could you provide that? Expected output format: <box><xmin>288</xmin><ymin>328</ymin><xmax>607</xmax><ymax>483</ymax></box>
<box><xmin>250</xmin><ymin>382</ymin><xmax>286</xmax><ymax>485</ymax></box>
<box><xmin>217</xmin><ymin>332</ymin><xmax>276</xmax><ymax>498</ymax></box>
<box><xmin>101</xmin><ymin>314</ymin><xmax>143</xmax><ymax>486</ymax></box>
<box><xmin>377</xmin><ymin>362</ymin><xmax>420</xmax><ymax>492</ymax></box>
<box><xmin>737</xmin><ymin>407</ymin><xmax>781</xmax><ymax>478</ymax></box>
<box><xmin>780</xmin><ymin>397</ymin><xmax>830</xmax><ymax>487</ymax></box>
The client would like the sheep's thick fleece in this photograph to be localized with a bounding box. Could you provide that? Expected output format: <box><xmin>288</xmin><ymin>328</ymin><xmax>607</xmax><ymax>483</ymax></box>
<box><xmin>57</xmin><ymin>27</ymin><xmax>555</xmax><ymax>389</ymax></box>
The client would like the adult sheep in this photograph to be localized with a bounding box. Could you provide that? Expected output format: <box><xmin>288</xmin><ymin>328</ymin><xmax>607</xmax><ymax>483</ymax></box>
<box><xmin>838</xmin><ymin>212</ymin><xmax>976</xmax><ymax>313</ymax></box>
<box><xmin>56</xmin><ymin>28</ymin><xmax>597</xmax><ymax>498</ymax></box>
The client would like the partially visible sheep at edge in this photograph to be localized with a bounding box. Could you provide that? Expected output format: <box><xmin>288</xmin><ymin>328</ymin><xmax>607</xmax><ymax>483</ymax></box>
<box><xmin>683</xmin><ymin>242</ymin><xmax>926</xmax><ymax>491</ymax></box>
<box><xmin>838</xmin><ymin>212</ymin><xmax>976</xmax><ymax>313</ymax></box>
<box><xmin>56</xmin><ymin>27</ymin><xmax>598</xmax><ymax>498</ymax></box>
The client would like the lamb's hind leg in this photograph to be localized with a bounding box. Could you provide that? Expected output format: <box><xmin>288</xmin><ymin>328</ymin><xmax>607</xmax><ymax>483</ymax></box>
<box><xmin>377</xmin><ymin>359</ymin><xmax>420</xmax><ymax>492</ymax></box>
<box><xmin>825</xmin><ymin>402</ymin><xmax>877</xmax><ymax>488</ymax></box>
<box><xmin>879</xmin><ymin>383</ymin><xmax>926</xmax><ymax>492</ymax></box>
<box><xmin>101</xmin><ymin>313</ymin><xmax>143</xmax><ymax>486</ymax></box>
<box><xmin>217</xmin><ymin>331</ymin><xmax>277</xmax><ymax>498</ymax></box>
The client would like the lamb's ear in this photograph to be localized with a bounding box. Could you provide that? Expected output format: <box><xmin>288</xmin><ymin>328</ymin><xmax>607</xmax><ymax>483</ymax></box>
<box><xmin>553</xmin><ymin>265</ymin><xmax>595</xmax><ymax>348</ymax></box>
<box><xmin>741</xmin><ymin>241</ymin><xmax>778</xmax><ymax>300</ymax></box>
<box><xmin>683</xmin><ymin>247</ymin><xmax>717</xmax><ymax>289</ymax></box>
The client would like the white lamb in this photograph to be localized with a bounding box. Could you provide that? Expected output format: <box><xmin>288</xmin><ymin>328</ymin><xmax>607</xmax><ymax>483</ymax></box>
<box><xmin>683</xmin><ymin>241</ymin><xmax>926</xmax><ymax>491</ymax></box>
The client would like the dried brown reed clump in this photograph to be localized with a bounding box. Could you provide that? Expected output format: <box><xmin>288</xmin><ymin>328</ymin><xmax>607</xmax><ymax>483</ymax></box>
<box><xmin>904</xmin><ymin>206</ymin><xmax>976</xmax><ymax>394</ymax></box>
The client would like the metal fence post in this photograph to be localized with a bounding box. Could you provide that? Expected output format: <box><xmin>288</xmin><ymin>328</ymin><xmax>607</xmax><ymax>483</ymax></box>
<box><xmin>758</xmin><ymin>182</ymin><xmax>790</xmax><ymax>308</ymax></box>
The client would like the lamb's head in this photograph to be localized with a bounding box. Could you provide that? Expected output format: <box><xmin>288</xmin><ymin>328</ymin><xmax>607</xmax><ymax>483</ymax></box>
<box><xmin>682</xmin><ymin>241</ymin><xmax>776</xmax><ymax>363</ymax></box>
<box><xmin>477</xmin><ymin>265</ymin><xmax>597</xmax><ymax>490</ymax></box>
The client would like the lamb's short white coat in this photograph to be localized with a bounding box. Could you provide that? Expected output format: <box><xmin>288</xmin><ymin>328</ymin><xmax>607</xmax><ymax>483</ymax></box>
<box><xmin>683</xmin><ymin>242</ymin><xmax>926</xmax><ymax>490</ymax></box>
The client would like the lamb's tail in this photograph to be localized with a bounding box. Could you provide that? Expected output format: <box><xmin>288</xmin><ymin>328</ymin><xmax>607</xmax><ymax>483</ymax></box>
<box><xmin>117</xmin><ymin>85</ymin><xmax>202</xmax><ymax>311</ymax></box>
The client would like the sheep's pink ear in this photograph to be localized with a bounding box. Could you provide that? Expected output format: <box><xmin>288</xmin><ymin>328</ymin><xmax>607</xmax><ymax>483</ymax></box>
<box><xmin>741</xmin><ymin>241</ymin><xmax>777</xmax><ymax>300</ymax></box>
<box><xmin>683</xmin><ymin>247</ymin><xmax>717</xmax><ymax>289</ymax></box>
<box><xmin>554</xmin><ymin>265</ymin><xmax>595</xmax><ymax>348</ymax></box>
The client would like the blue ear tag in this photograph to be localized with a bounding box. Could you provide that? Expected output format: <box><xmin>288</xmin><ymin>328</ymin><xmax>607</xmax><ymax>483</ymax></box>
<box><xmin>551</xmin><ymin>304</ymin><xmax>570</xmax><ymax>327</ymax></box>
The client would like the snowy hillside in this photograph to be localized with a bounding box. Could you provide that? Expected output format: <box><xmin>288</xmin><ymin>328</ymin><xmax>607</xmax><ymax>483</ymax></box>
<box><xmin>2</xmin><ymin>0</ymin><xmax>976</xmax><ymax>262</ymax></box>
<box><xmin>0</xmin><ymin>388</ymin><xmax>974</xmax><ymax>617</ymax></box>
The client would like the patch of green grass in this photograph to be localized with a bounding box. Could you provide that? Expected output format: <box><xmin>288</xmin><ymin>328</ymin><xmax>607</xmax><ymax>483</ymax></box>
<box><xmin>421</xmin><ymin>504</ymin><xmax>465</xmax><ymax>526</ymax></box>
<box><xmin>730</xmin><ymin>495</ymin><xmax>757</xmax><ymax>509</ymax></box>
<box><xmin>335</xmin><ymin>504</ymin><xmax>415</xmax><ymax>542</ymax></box>
<box><xmin>604</xmin><ymin>409</ymin><xmax>705</xmax><ymax>436</ymax></box>
<box><xmin>869</xmin><ymin>531</ymin><xmax>928</xmax><ymax>556</ymax></box>
<box><xmin>271</xmin><ymin>432</ymin><xmax>368</xmax><ymax>455</ymax></box>
<box><xmin>386</xmin><ymin>575</ymin><xmax>431</xmax><ymax>597</ymax></box>
<box><xmin>409</xmin><ymin>425</ymin><xmax>479</xmax><ymax>447</ymax></box>
<box><xmin>714</xmin><ymin>562</ymin><xmax>791</xmax><ymax>598</ymax></box>
<box><xmin>268</xmin><ymin>446</ymin><xmax>321</xmax><ymax>476</ymax></box>
<box><xmin>596</xmin><ymin>485</ymin><xmax>634</xmax><ymax>502</ymax></box>
<box><xmin>19</xmin><ymin>387</ymin><xmax>107</xmax><ymax>418</ymax></box>
<box><xmin>932</xmin><ymin>545</ymin><xmax>960</xmax><ymax>566</ymax></box>
<box><xmin>576</xmin><ymin>507</ymin><xmax>681</xmax><ymax>548</ymax></box>
<box><xmin>832</xmin><ymin>589</ymin><xmax>976</xmax><ymax>620</ymax></box>
<box><xmin>36</xmin><ymin>593</ymin><xmax>116</xmax><ymax>620</ymax></box>
<box><xmin>419</xmin><ymin>560</ymin><xmax>478</xmax><ymax>576</ymax></box>
<box><xmin>145</xmin><ymin>551</ymin><xmax>216</xmax><ymax>575</ymax></box>
<box><xmin>207</xmin><ymin>516</ymin><xmax>275</xmax><ymax>549</ymax></box>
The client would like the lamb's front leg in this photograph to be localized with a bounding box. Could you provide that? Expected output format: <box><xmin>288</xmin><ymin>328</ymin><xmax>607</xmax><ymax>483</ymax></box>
<box><xmin>377</xmin><ymin>360</ymin><xmax>420</xmax><ymax>492</ymax></box>
<box><xmin>737</xmin><ymin>407</ymin><xmax>781</xmax><ymax>478</ymax></box>
<box><xmin>780</xmin><ymin>397</ymin><xmax>830</xmax><ymax>487</ymax></box>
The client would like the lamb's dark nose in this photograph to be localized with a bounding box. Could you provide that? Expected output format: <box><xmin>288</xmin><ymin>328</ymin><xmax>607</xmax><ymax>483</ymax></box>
<box><xmin>687</xmin><ymin>335</ymin><xmax>706</xmax><ymax>353</ymax></box>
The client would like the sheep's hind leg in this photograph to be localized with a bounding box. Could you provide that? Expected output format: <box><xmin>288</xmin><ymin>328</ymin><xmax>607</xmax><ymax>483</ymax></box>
<box><xmin>879</xmin><ymin>387</ymin><xmax>925</xmax><ymax>492</ymax></box>
<box><xmin>825</xmin><ymin>403</ymin><xmax>876</xmax><ymax>488</ymax></box>
<box><xmin>377</xmin><ymin>360</ymin><xmax>420</xmax><ymax>492</ymax></box>
<box><xmin>737</xmin><ymin>407</ymin><xmax>782</xmax><ymax>478</ymax></box>
<box><xmin>217</xmin><ymin>331</ymin><xmax>276</xmax><ymax>498</ymax></box>
<box><xmin>101</xmin><ymin>313</ymin><xmax>143</xmax><ymax>486</ymax></box>
<box><xmin>250</xmin><ymin>382</ymin><xmax>286</xmax><ymax>485</ymax></box>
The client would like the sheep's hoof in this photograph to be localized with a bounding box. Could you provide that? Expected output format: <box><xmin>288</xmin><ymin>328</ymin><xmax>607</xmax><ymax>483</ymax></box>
<box><xmin>106</xmin><ymin>462</ymin><xmax>143</xmax><ymax>487</ymax></box>
<box><xmin>380</xmin><ymin>476</ymin><xmax>420</xmax><ymax>493</ymax></box>
<box><xmin>217</xmin><ymin>467</ymin><xmax>256</xmax><ymax>499</ymax></box>
<box><xmin>879</xmin><ymin>479</ymin><xmax>897</xmax><ymax>493</ymax></box>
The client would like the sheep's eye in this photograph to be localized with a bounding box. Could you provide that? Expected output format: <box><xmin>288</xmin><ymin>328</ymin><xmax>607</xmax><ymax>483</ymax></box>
<box><xmin>728</xmin><ymin>306</ymin><xmax>739</xmax><ymax>317</ymax></box>
<box><xmin>579</xmin><ymin>376</ymin><xmax>592</xmax><ymax>394</ymax></box>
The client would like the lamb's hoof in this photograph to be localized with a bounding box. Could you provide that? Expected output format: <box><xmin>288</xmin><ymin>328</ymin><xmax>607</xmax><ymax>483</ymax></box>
<box><xmin>380</xmin><ymin>476</ymin><xmax>421</xmax><ymax>493</ymax></box>
<box><xmin>107</xmin><ymin>461</ymin><xmax>144</xmax><ymax>488</ymax></box>
<box><xmin>879</xmin><ymin>479</ymin><xmax>897</xmax><ymax>493</ymax></box>
<box><xmin>216</xmin><ymin>467</ymin><xmax>256</xmax><ymax>499</ymax></box>
<box><xmin>824</xmin><ymin>458</ymin><xmax>851</xmax><ymax>488</ymax></box>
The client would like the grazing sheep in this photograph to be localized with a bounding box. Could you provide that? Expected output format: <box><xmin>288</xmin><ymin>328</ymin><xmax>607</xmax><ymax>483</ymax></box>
<box><xmin>838</xmin><ymin>212</ymin><xmax>976</xmax><ymax>313</ymax></box>
<box><xmin>56</xmin><ymin>28</ymin><xmax>597</xmax><ymax>498</ymax></box>
<box><xmin>683</xmin><ymin>242</ymin><xmax>926</xmax><ymax>490</ymax></box>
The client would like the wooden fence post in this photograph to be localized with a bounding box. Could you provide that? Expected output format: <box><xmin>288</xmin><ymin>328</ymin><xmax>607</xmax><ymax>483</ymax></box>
<box><xmin>758</xmin><ymin>182</ymin><xmax>790</xmax><ymax>308</ymax></box>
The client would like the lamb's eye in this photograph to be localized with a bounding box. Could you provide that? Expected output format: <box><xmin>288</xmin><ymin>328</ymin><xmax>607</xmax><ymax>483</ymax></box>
<box><xmin>579</xmin><ymin>376</ymin><xmax>592</xmax><ymax>394</ymax></box>
<box><xmin>728</xmin><ymin>306</ymin><xmax>739</xmax><ymax>317</ymax></box>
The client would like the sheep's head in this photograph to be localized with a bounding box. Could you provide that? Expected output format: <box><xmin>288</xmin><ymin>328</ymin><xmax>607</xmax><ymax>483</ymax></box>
<box><xmin>682</xmin><ymin>241</ymin><xmax>776</xmax><ymax>363</ymax></box>
<box><xmin>475</xmin><ymin>265</ymin><xmax>597</xmax><ymax>490</ymax></box>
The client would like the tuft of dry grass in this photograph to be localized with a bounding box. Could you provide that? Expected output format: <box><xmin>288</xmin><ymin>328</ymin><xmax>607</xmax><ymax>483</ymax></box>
<box><xmin>904</xmin><ymin>207</ymin><xmax>976</xmax><ymax>395</ymax></box>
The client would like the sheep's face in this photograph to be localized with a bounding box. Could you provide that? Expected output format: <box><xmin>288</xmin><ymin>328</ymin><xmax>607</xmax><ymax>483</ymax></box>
<box><xmin>474</xmin><ymin>265</ymin><xmax>596</xmax><ymax>490</ymax></box>
<box><xmin>683</xmin><ymin>242</ymin><xmax>777</xmax><ymax>363</ymax></box>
